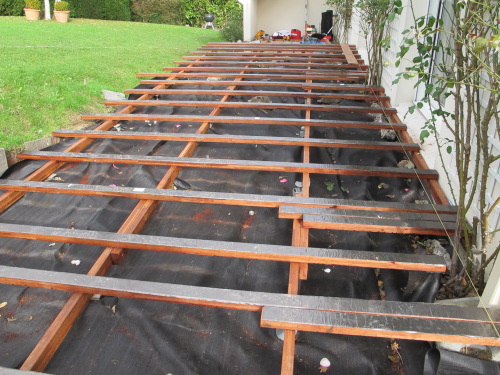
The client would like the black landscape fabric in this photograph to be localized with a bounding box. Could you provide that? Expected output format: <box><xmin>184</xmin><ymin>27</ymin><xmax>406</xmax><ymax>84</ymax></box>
<box><xmin>0</xmin><ymin>71</ymin><xmax>496</xmax><ymax>374</ymax></box>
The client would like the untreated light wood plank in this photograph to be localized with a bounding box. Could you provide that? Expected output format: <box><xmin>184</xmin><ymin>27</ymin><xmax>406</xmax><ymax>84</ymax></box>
<box><xmin>341</xmin><ymin>43</ymin><xmax>360</xmax><ymax>65</ymax></box>
<box><xmin>18</xmin><ymin>151</ymin><xmax>440</xmax><ymax>179</ymax></box>
<box><xmin>260</xmin><ymin>307</ymin><xmax>500</xmax><ymax>346</ymax></box>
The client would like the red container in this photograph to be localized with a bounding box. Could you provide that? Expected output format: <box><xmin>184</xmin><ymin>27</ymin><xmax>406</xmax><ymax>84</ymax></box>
<box><xmin>291</xmin><ymin>29</ymin><xmax>302</xmax><ymax>40</ymax></box>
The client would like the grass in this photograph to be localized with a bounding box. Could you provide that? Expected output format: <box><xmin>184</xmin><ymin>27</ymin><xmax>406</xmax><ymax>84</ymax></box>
<box><xmin>0</xmin><ymin>17</ymin><xmax>224</xmax><ymax>150</ymax></box>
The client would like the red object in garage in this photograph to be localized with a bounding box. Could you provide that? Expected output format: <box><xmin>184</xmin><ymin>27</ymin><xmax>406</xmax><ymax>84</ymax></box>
<box><xmin>291</xmin><ymin>29</ymin><xmax>302</xmax><ymax>40</ymax></box>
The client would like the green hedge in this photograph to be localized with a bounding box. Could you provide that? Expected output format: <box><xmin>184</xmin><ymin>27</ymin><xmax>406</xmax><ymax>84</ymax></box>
<box><xmin>131</xmin><ymin>0</ymin><xmax>184</xmax><ymax>25</ymax></box>
<box><xmin>0</xmin><ymin>0</ymin><xmax>24</xmax><ymax>15</ymax></box>
<box><xmin>182</xmin><ymin>0</ymin><xmax>241</xmax><ymax>28</ymax></box>
<box><xmin>0</xmin><ymin>0</ymin><xmax>239</xmax><ymax>26</ymax></box>
<box><xmin>66</xmin><ymin>0</ymin><xmax>131</xmax><ymax>20</ymax></box>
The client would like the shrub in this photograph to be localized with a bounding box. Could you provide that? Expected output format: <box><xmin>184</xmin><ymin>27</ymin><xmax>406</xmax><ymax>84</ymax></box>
<box><xmin>0</xmin><ymin>0</ymin><xmax>24</xmax><ymax>15</ymax></box>
<box><xmin>182</xmin><ymin>0</ymin><xmax>240</xmax><ymax>28</ymax></box>
<box><xmin>131</xmin><ymin>0</ymin><xmax>183</xmax><ymax>25</ymax></box>
<box><xmin>65</xmin><ymin>0</ymin><xmax>131</xmax><ymax>20</ymax></box>
<box><xmin>54</xmin><ymin>1</ymin><xmax>69</xmax><ymax>11</ymax></box>
<box><xmin>25</xmin><ymin>0</ymin><xmax>40</xmax><ymax>9</ymax></box>
<box><xmin>219</xmin><ymin>5</ymin><xmax>242</xmax><ymax>42</ymax></box>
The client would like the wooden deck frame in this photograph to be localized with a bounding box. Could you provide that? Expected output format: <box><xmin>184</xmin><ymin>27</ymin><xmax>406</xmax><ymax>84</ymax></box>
<box><xmin>0</xmin><ymin>43</ymin><xmax>474</xmax><ymax>375</ymax></box>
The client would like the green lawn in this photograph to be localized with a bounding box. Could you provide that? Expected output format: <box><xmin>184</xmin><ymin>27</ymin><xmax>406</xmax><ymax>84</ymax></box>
<box><xmin>0</xmin><ymin>17</ymin><xmax>224</xmax><ymax>150</ymax></box>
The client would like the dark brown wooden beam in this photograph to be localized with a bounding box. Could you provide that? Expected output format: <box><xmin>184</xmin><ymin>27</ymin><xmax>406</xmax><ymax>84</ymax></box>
<box><xmin>138</xmin><ymin>72</ymin><xmax>367</xmax><ymax>81</ymax></box>
<box><xmin>0</xmin><ymin>180</ymin><xmax>457</xmax><ymax>214</ymax></box>
<box><xmin>302</xmin><ymin>214</ymin><xmax>456</xmax><ymax>236</ymax></box>
<box><xmin>261</xmin><ymin>307</ymin><xmax>500</xmax><ymax>346</ymax></box>
<box><xmin>0</xmin><ymin>223</ymin><xmax>446</xmax><ymax>271</ymax></box>
<box><xmin>53</xmin><ymin>130</ymin><xmax>418</xmax><ymax>151</ymax></box>
<box><xmin>80</xmin><ymin>113</ymin><xmax>406</xmax><ymax>131</ymax></box>
<box><xmin>104</xmin><ymin>99</ymin><xmax>397</xmax><ymax>114</ymax></box>
<box><xmin>279</xmin><ymin>206</ymin><xmax>456</xmax><ymax>221</ymax></box>
<box><xmin>18</xmin><ymin>151</ymin><xmax>440</xmax><ymax>179</ymax></box>
<box><xmin>124</xmin><ymin>88</ymin><xmax>389</xmax><ymax>101</ymax></box>
<box><xmin>1</xmin><ymin>266</ymin><xmax>498</xmax><ymax>324</ymax></box>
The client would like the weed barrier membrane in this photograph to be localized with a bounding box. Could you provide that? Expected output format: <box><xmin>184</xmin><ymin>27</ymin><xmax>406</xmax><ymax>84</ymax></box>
<box><xmin>0</xmin><ymin>76</ymin><xmax>498</xmax><ymax>374</ymax></box>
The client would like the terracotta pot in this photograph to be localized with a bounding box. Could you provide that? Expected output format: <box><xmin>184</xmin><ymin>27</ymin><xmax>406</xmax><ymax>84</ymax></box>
<box><xmin>24</xmin><ymin>8</ymin><xmax>40</xmax><ymax>21</ymax></box>
<box><xmin>54</xmin><ymin>10</ymin><xmax>70</xmax><ymax>23</ymax></box>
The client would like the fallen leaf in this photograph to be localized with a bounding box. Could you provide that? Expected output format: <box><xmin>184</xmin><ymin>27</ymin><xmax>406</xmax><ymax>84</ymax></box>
<box><xmin>7</xmin><ymin>317</ymin><xmax>17</xmax><ymax>322</ymax></box>
<box><xmin>378</xmin><ymin>183</ymin><xmax>389</xmax><ymax>189</ymax></box>
<box><xmin>49</xmin><ymin>243</ymin><xmax>56</xmax><ymax>247</ymax></box>
<box><xmin>388</xmin><ymin>354</ymin><xmax>400</xmax><ymax>363</ymax></box>
<box><xmin>324</xmin><ymin>181</ymin><xmax>335</xmax><ymax>191</ymax></box>
<box><xmin>340</xmin><ymin>186</ymin><xmax>349</xmax><ymax>193</ymax></box>
<box><xmin>386</xmin><ymin>194</ymin><xmax>395</xmax><ymax>199</ymax></box>
<box><xmin>0</xmin><ymin>302</ymin><xmax>7</xmax><ymax>308</ymax></box>
<box><xmin>319</xmin><ymin>366</ymin><xmax>329</xmax><ymax>373</ymax></box>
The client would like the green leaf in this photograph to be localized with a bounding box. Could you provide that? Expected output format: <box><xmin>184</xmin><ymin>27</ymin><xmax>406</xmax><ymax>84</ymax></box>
<box><xmin>408</xmin><ymin>106</ymin><xmax>415</xmax><ymax>114</ymax></box>
<box><xmin>417</xmin><ymin>102</ymin><xmax>424</xmax><ymax>109</ymax></box>
<box><xmin>388</xmin><ymin>12</ymin><xmax>395</xmax><ymax>21</ymax></box>
<box><xmin>413</xmin><ymin>56</ymin><xmax>422</xmax><ymax>63</ymax></box>
<box><xmin>340</xmin><ymin>185</ymin><xmax>350</xmax><ymax>193</ymax></box>
<box><xmin>420</xmin><ymin>130</ymin><xmax>430</xmax><ymax>142</ymax></box>
<box><xmin>473</xmin><ymin>37</ymin><xmax>488</xmax><ymax>54</ymax></box>
<box><xmin>446</xmin><ymin>146</ymin><xmax>452</xmax><ymax>154</ymax></box>
<box><xmin>324</xmin><ymin>181</ymin><xmax>335</xmax><ymax>191</ymax></box>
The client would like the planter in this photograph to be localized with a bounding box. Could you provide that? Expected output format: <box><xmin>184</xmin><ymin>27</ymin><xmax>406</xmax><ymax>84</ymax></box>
<box><xmin>24</xmin><ymin>8</ymin><xmax>40</xmax><ymax>21</ymax></box>
<box><xmin>54</xmin><ymin>10</ymin><xmax>70</xmax><ymax>23</ymax></box>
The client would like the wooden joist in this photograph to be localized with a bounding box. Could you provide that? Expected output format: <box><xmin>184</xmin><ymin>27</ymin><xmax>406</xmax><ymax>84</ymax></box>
<box><xmin>137</xmin><ymin>79</ymin><xmax>385</xmax><ymax>93</ymax></box>
<box><xmin>164</xmin><ymin>64</ymin><xmax>367</xmax><ymax>71</ymax></box>
<box><xmin>0</xmin><ymin>180</ymin><xmax>456</xmax><ymax>214</ymax></box>
<box><xmin>53</xmin><ymin>130</ymin><xmax>419</xmax><ymax>151</ymax></box>
<box><xmin>104</xmin><ymin>99</ymin><xmax>397</xmax><ymax>115</ymax></box>
<box><xmin>124</xmin><ymin>88</ymin><xmax>389</xmax><ymax>101</ymax></box>
<box><xmin>0</xmin><ymin>223</ymin><xmax>446</xmax><ymax>271</ymax></box>
<box><xmin>18</xmin><ymin>151</ymin><xmax>440</xmax><ymax>179</ymax></box>
<box><xmin>2</xmin><ymin>265</ymin><xmax>499</xmax><ymax>325</ymax></box>
<box><xmin>80</xmin><ymin>113</ymin><xmax>406</xmax><ymax>131</ymax></box>
<box><xmin>138</xmin><ymin>72</ymin><xmax>367</xmax><ymax>81</ymax></box>
<box><xmin>260</xmin><ymin>307</ymin><xmax>500</xmax><ymax>347</ymax></box>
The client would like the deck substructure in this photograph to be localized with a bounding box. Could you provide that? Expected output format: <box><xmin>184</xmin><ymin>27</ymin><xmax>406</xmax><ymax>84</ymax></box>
<box><xmin>0</xmin><ymin>42</ymin><xmax>490</xmax><ymax>375</ymax></box>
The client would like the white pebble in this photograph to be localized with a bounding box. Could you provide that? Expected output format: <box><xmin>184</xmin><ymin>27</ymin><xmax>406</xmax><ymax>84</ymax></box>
<box><xmin>324</xmin><ymin>268</ymin><xmax>331</xmax><ymax>273</ymax></box>
<box><xmin>320</xmin><ymin>358</ymin><xmax>331</xmax><ymax>367</ymax></box>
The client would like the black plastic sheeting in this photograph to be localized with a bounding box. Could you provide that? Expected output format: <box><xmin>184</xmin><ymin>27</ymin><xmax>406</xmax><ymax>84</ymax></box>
<box><xmin>0</xmin><ymin>75</ymin><xmax>498</xmax><ymax>374</ymax></box>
